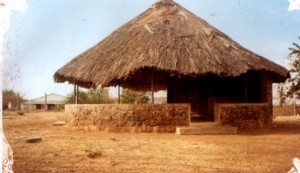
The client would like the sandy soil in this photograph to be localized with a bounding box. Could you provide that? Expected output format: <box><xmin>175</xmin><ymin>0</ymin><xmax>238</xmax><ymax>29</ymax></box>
<box><xmin>2</xmin><ymin>111</ymin><xmax>300</xmax><ymax>173</ymax></box>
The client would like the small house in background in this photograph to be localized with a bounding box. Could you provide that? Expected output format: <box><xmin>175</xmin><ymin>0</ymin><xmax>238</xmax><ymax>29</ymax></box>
<box><xmin>23</xmin><ymin>93</ymin><xmax>67</xmax><ymax>111</ymax></box>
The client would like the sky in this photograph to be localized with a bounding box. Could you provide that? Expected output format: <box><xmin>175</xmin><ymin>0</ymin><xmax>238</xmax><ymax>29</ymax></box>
<box><xmin>2</xmin><ymin>0</ymin><xmax>300</xmax><ymax>100</ymax></box>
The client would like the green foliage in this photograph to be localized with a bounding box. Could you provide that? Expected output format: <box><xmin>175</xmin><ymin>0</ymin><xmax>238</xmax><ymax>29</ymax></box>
<box><xmin>66</xmin><ymin>87</ymin><xmax>114</xmax><ymax>104</ymax></box>
<box><xmin>121</xmin><ymin>88</ymin><xmax>150</xmax><ymax>104</ymax></box>
<box><xmin>88</xmin><ymin>88</ymin><xmax>111</xmax><ymax>103</ymax></box>
<box><xmin>287</xmin><ymin>37</ymin><xmax>300</xmax><ymax>99</ymax></box>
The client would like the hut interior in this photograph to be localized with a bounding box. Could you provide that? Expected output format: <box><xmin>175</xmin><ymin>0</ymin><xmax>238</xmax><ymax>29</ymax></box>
<box><xmin>167</xmin><ymin>71</ymin><xmax>273</xmax><ymax>121</ymax></box>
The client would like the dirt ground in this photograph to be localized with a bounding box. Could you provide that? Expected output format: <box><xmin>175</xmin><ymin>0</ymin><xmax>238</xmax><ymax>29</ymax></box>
<box><xmin>2</xmin><ymin>111</ymin><xmax>300</xmax><ymax>173</ymax></box>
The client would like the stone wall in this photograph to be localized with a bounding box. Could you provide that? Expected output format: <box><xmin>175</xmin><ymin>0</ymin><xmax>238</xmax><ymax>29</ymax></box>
<box><xmin>214</xmin><ymin>103</ymin><xmax>272</xmax><ymax>130</ymax></box>
<box><xmin>65</xmin><ymin>104</ymin><xmax>190</xmax><ymax>133</ymax></box>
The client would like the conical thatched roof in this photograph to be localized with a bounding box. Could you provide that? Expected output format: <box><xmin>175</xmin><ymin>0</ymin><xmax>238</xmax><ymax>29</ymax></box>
<box><xmin>54</xmin><ymin>0</ymin><xmax>289</xmax><ymax>91</ymax></box>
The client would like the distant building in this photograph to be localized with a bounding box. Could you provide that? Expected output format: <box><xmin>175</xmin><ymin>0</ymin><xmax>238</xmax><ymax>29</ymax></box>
<box><xmin>22</xmin><ymin>93</ymin><xmax>67</xmax><ymax>111</ymax></box>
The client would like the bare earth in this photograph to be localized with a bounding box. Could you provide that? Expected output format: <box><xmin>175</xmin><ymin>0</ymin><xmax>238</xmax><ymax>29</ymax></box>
<box><xmin>3</xmin><ymin>111</ymin><xmax>300</xmax><ymax>173</ymax></box>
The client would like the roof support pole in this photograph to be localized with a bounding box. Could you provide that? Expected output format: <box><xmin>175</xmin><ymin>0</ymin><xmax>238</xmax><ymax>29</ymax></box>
<box><xmin>166</xmin><ymin>77</ymin><xmax>173</xmax><ymax>103</ymax></box>
<box><xmin>74</xmin><ymin>80</ymin><xmax>78</xmax><ymax>104</ymax></box>
<box><xmin>73</xmin><ymin>80</ymin><xmax>75</xmax><ymax>104</ymax></box>
<box><xmin>76</xmin><ymin>83</ymin><xmax>79</xmax><ymax>104</ymax></box>
<box><xmin>151</xmin><ymin>72</ymin><xmax>154</xmax><ymax>104</ymax></box>
<box><xmin>293</xmin><ymin>93</ymin><xmax>296</xmax><ymax>116</ymax></box>
<box><xmin>118</xmin><ymin>84</ymin><xmax>121</xmax><ymax>104</ymax></box>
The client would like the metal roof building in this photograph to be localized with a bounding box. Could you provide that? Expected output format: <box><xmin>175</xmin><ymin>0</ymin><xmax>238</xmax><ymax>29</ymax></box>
<box><xmin>23</xmin><ymin>93</ymin><xmax>67</xmax><ymax>110</ymax></box>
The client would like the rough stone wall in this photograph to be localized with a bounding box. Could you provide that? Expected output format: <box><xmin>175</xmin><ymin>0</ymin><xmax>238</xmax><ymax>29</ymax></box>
<box><xmin>208</xmin><ymin>96</ymin><xmax>245</xmax><ymax>120</ymax></box>
<box><xmin>65</xmin><ymin>104</ymin><xmax>190</xmax><ymax>133</ymax></box>
<box><xmin>214</xmin><ymin>103</ymin><xmax>272</xmax><ymax>130</ymax></box>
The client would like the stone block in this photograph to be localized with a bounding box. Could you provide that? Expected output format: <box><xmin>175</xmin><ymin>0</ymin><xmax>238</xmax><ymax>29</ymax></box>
<box><xmin>176</xmin><ymin>123</ymin><xmax>237</xmax><ymax>135</ymax></box>
<box><xmin>25</xmin><ymin>137</ymin><xmax>42</xmax><ymax>143</ymax></box>
<box><xmin>53</xmin><ymin>121</ymin><xmax>66</xmax><ymax>126</ymax></box>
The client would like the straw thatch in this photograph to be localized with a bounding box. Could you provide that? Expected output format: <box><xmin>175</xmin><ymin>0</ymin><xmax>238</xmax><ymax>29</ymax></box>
<box><xmin>54</xmin><ymin>0</ymin><xmax>289</xmax><ymax>91</ymax></box>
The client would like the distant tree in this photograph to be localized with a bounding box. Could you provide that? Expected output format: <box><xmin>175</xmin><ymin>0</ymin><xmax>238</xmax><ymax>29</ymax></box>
<box><xmin>66</xmin><ymin>90</ymin><xmax>88</xmax><ymax>104</ymax></box>
<box><xmin>2</xmin><ymin>90</ymin><xmax>27</xmax><ymax>110</ymax></box>
<box><xmin>274</xmin><ymin>83</ymin><xmax>287</xmax><ymax>106</ymax></box>
<box><xmin>121</xmin><ymin>88</ymin><xmax>150</xmax><ymax>104</ymax></box>
<box><xmin>66</xmin><ymin>87</ymin><xmax>113</xmax><ymax>104</ymax></box>
<box><xmin>286</xmin><ymin>37</ymin><xmax>300</xmax><ymax>100</ymax></box>
<box><xmin>88</xmin><ymin>88</ymin><xmax>112</xmax><ymax>103</ymax></box>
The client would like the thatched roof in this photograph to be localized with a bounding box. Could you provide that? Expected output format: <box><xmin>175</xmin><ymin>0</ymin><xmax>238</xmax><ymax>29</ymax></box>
<box><xmin>54</xmin><ymin>0</ymin><xmax>289</xmax><ymax>91</ymax></box>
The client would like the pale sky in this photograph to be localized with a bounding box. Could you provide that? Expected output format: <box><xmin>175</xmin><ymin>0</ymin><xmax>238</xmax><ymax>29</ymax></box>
<box><xmin>2</xmin><ymin>0</ymin><xmax>300</xmax><ymax>99</ymax></box>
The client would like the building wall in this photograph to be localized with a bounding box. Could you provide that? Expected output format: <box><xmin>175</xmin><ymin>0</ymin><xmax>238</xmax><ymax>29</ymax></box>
<box><xmin>260</xmin><ymin>73</ymin><xmax>273</xmax><ymax>105</ymax></box>
<box><xmin>22</xmin><ymin>104</ymin><xmax>65</xmax><ymax>111</ymax></box>
<box><xmin>65</xmin><ymin>104</ymin><xmax>190</xmax><ymax>133</ymax></box>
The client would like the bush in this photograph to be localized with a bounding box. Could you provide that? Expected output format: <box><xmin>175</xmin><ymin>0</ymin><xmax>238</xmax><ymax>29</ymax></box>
<box><xmin>17</xmin><ymin>111</ymin><xmax>25</xmax><ymax>115</ymax></box>
<box><xmin>84</xmin><ymin>145</ymin><xmax>103</xmax><ymax>158</ymax></box>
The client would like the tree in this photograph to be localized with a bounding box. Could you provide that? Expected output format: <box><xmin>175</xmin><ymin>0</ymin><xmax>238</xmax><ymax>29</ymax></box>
<box><xmin>2</xmin><ymin>90</ymin><xmax>27</xmax><ymax>110</ymax></box>
<box><xmin>2</xmin><ymin>61</ymin><xmax>24</xmax><ymax>110</ymax></box>
<box><xmin>274</xmin><ymin>83</ymin><xmax>287</xmax><ymax>106</ymax></box>
<box><xmin>66</xmin><ymin>87</ymin><xmax>113</xmax><ymax>104</ymax></box>
<box><xmin>88</xmin><ymin>88</ymin><xmax>111</xmax><ymax>103</ymax></box>
<box><xmin>121</xmin><ymin>89</ymin><xmax>150</xmax><ymax>104</ymax></box>
<box><xmin>286</xmin><ymin>37</ymin><xmax>300</xmax><ymax>99</ymax></box>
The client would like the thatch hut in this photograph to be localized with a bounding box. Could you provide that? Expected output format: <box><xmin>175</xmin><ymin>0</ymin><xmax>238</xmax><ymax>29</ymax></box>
<box><xmin>54</xmin><ymin>0</ymin><xmax>289</xmax><ymax>122</ymax></box>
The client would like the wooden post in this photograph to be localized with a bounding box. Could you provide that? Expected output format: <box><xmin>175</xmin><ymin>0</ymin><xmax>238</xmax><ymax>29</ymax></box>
<box><xmin>76</xmin><ymin>83</ymin><xmax>79</xmax><ymax>104</ymax></box>
<box><xmin>151</xmin><ymin>73</ymin><xmax>154</xmax><ymax>104</ymax></box>
<box><xmin>294</xmin><ymin>93</ymin><xmax>296</xmax><ymax>116</ymax></box>
<box><xmin>73</xmin><ymin>80</ymin><xmax>76</xmax><ymax>104</ymax></box>
<box><xmin>44</xmin><ymin>93</ymin><xmax>47</xmax><ymax>111</ymax></box>
<box><xmin>118</xmin><ymin>85</ymin><xmax>121</xmax><ymax>104</ymax></box>
<box><xmin>73</xmin><ymin>80</ymin><xmax>79</xmax><ymax>104</ymax></box>
<box><xmin>167</xmin><ymin>77</ymin><xmax>173</xmax><ymax>103</ymax></box>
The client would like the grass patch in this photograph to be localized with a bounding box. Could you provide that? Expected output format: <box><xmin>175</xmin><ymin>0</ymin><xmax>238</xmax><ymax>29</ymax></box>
<box><xmin>84</xmin><ymin>145</ymin><xmax>103</xmax><ymax>159</ymax></box>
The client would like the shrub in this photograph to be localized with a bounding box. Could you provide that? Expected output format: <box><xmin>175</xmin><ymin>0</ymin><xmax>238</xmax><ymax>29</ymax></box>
<box><xmin>84</xmin><ymin>145</ymin><xmax>103</xmax><ymax>158</ymax></box>
<box><xmin>17</xmin><ymin>111</ymin><xmax>25</xmax><ymax>115</ymax></box>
